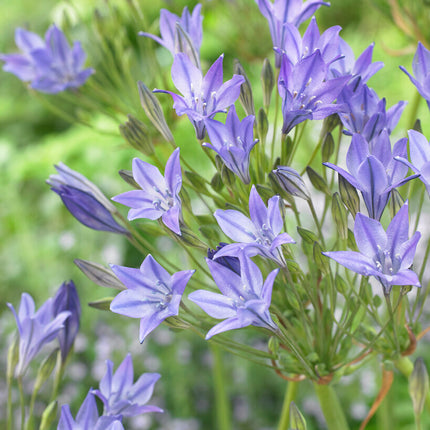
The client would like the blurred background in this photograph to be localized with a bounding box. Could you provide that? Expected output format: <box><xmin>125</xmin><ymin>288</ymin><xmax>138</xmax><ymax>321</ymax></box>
<box><xmin>1</xmin><ymin>0</ymin><xmax>430</xmax><ymax>428</ymax></box>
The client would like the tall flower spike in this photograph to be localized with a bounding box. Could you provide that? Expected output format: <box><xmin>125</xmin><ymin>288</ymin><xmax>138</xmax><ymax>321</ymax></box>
<box><xmin>214</xmin><ymin>185</ymin><xmax>295</xmax><ymax>266</ymax></box>
<box><xmin>53</xmin><ymin>281</ymin><xmax>81</xmax><ymax>362</ymax></box>
<box><xmin>92</xmin><ymin>353</ymin><xmax>163</xmax><ymax>416</ymax></box>
<box><xmin>110</xmin><ymin>254</ymin><xmax>195</xmax><ymax>342</ymax></box>
<box><xmin>204</xmin><ymin>105</ymin><xmax>258</xmax><ymax>184</ymax></box>
<box><xmin>139</xmin><ymin>5</ymin><xmax>203</xmax><ymax>61</ymax></box>
<box><xmin>7</xmin><ymin>293</ymin><xmax>70</xmax><ymax>376</ymax></box>
<box><xmin>188</xmin><ymin>254</ymin><xmax>279</xmax><ymax>339</ymax></box>
<box><xmin>112</xmin><ymin>148</ymin><xmax>183</xmax><ymax>235</ymax></box>
<box><xmin>400</xmin><ymin>42</ymin><xmax>430</xmax><ymax>109</ymax></box>
<box><xmin>1</xmin><ymin>25</ymin><xmax>94</xmax><ymax>93</ymax></box>
<box><xmin>255</xmin><ymin>0</ymin><xmax>330</xmax><ymax>67</ymax></box>
<box><xmin>47</xmin><ymin>162</ymin><xmax>128</xmax><ymax>235</ymax></box>
<box><xmin>278</xmin><ymin>50</ymin><xmax>350</xmax><ymax>135</ymax></box>
<box><xmin>58</xmin><ymin>390</ymin><xmax>123</xmax><ymax>430</ymax></box>
<box><xmin>154</xmin><ymin>53</ymin><xmax>245</xmax><ymax>139</ymax></box>
<box><xmin>323</xmin><ymin>202</ymin><xmax>421</xmax><ymax>295</ymax></box>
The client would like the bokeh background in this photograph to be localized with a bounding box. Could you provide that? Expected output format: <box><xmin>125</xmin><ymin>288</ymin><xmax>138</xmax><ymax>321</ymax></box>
<box><xmin>1</xmin><ymin>0</ymin><xmax>430</xmax><ymax>428</ymax></box>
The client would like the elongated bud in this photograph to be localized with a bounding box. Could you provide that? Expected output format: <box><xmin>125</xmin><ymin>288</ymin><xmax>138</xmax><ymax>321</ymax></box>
<box><xmin>234</xmin><ymin>59</ymin><xmax>255</xmax><ymax>116</ymax></box>
<box><xmin>297</xmin><ymin>227</ymin><xmax>319</xmax><ymax>244</ymax></box>
<box><xmin>290</xmin><ymin>402</ymin><xmax>307</xmax><ymax>430</ymax></box>
<box><xmin>281</xmin><ymin>135</ymin><xmax>293</xmax><ymax>165</ymax></box>
<box><xmin>261</xmin><ymin>58</ymin><xmax>274</xmax><ymax>108</ymax></box>
<box><xmin>268</xmin><ymin>336</ymin><xmax>279</xmax><ymax>354</ymax></box>
<box><xmin>339</xmin><ymin>175</ymin><xmax>360</xmax><ymax>218</ymax></box>
<box><xmin>34</xmin><ymin>349</ymin><xmax>59</xmax><ymax>392</ymax></box>
<box><xmin>389</xmin><ymin>188</ymin><xmax>404</xmax><ymax>219</ymax></box>
<box><xmin>335</xmin><ymin>274</ymin><xmax>348</xmax><ymax>295</ymax></box>
<box><xmin>211</xmin><ymin>172</ymin><xmax>224</xmax><ymax>192</ymax></box>
<box><xmin>176</xmin><ymin>227</ymin><xmax>208</xmax><ymax>250</ymax></box>
<box><xmin>221</xmin><ymin>164</ymin><xmax>236</xmax><ymax>187</ymax></box>
<box><xmin>39</xmin><ymin>401</ymin><xmax>58</xmax><ymax>430</ymax></box>
<box><xmin>409</xmin><ymin>357</ymin><xmax>429</xmax><ymax>417</ymax></box>
<box><xmin>313</xmin><ymin>241</ymin><xmax>329</xmax><ymax>274</ymax></box>
<box><xmin>306</xmin><ymin>167</ymin><xmax>329</xmax><ymax>195</ymax></box>
<box><xmin>272</xmin><ymin>166</ymin><xmax>310</xmax><ymax>201</ymax></box>
<box><xmin>74</xmin><ymin>259</ymin><xmax>126</xmax><ymax>290</ymax></box>
<box><xmin>89</xmin><ymin>297</ymin><xmax>114</xmax><ymax>311</ymax></box>
<box><xmin>7</xmin><ymin>335</ymin><xmax>19</xmax><ymax>382</ymax></box>
<box><xmin>137</xmin><ymin>81</ymin><xmax>174</xmax><ymax>144</ymax></box>
<box><xmin>321</xmin><ymin>132</ymin><xmax>335</xmax><ymax>162</ymax></box>
<box><xmin>331</xmin><ymin>192</ymin><xmax>348</xmax><ymax>240</ymax></box>
<box><xmin>119</xmin><ymin>114</ymin><xmax>154</xmax><ymax>155</ymax></box>
<box><xmin>118</xmin><ymin>169</ymin><xmax>140</xmax><ymax>189</ymax></box>
<box><xmin>320</xmin><ymin>113</ymin><xmax>340</xmax><ymax>136</ymax></box>
<box><xmin>175</xmin><ymin>23</ymin><xmax>200</xmax><ymax>69</ymax></box>
<box><xmin>257</xmin><ymin>108</ymin><xmax>269</xmax><ymax>142</ymax></box>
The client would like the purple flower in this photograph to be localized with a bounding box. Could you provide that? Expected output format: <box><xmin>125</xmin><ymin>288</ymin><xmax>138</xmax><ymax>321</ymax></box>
<box><xmin>58</xmin><ymin>390</ymin><xmax>123</xmax><ymax>430</ymax></box>
<box><xmin>396</xmin><ymin>129</ymin><xmax>430</xmax><ymax>195</ymax></box>
<box><xmin>337</xmin><ymin>79</ymin><xmax>406</xmax><ymax>143</ymax></box>
<box><xmin>7</xmin><ymin>293</ymin><xmax>70</xmax><ymax>376</ymax></box>
<box><xmin>47</xmin><ymin>162</ymin><xmax>128</xmax><ymax>235</ymax></box>
<box><xmin>53</xmin><ymin>281</ymin><xmax>81</xmax><ymax>362</ymax></box>
<box><xmin>112</xmin><ymin>148</ymin><xmax>182</xmax><ymax>235</ymax></box>
<box><xmin>400</xmin><ymin>42</ymin><xmax>430</xmax><ymax>108</ymax></box>
<box><xmin>256</xmin><ymin>0</ymin><xmax>330</xmax><ymax>66</ymax></box>
<box><xmin>204</xmin><ymin>105</ymin><xmax>258</xmax><ymax>184</ymax></box>
<box><xmin>110</xmin><ymin>254</ymin><xmax>195</xmax><ymax>342</ymax></box>
<box><xmin>214</xmin><ymin>185</ymin><xmax>295</xmax><ymax>266</ymax></box>
<box><xmin>207</xmin><ymin>243</ymin><xmax>241</xmax><ymax>275</ymax></box>
<box><xmin>278</xmin><ymin>50</ymin><xmax>350</xmax><ymax>135</ymax></box>
<box><xmin>139</xmin><ymin>5</ymin><xmax>203</xmax><ymax>61</ymax></box>
<box><xmin>1</xmin><ymin>25</ymin><xmax>93</xmax><ymax>93</ymax></box>
<box><xmin>323</xmin><ymin>202</ymin><xmax>421</xmax><ymax>295</ymax></box>
<box><xmin>324</xmin><ymin>132</ymin><xmax>415</xmax><ymax>220</ymax></box>
<box><xmin>188</xmin><ymin>254</ymin><xmax>279</xmax><ymax>339</ymax></box>
<box><xmin>154</xmin><ymin>53</ymin><xmax>245</xmax><ymax>139</ymax></box>
<box><xmin>92</xmin><ymin>353</ymin><xmax>163</xmax><ymax>416</ymax></box>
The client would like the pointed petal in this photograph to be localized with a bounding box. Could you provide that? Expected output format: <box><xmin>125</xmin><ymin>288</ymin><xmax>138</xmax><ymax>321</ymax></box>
<box><xmin>214</xmin><ymin>209</ymin><xmax>257</xmax><ymax>242</ymax></box>
<box><xmin>323</xmin><ymin>250</ymin><xmax>380</xmax><ymax>277</ymax></box>
<box><xmin>354</xmin><ymin>212</ymin><xmax>386</xmax><ymax>257</ymax></box>
<box><xmin>188</xmin><ymin>290</ymin><xmax>236</xmax><ymax>318</ymax></box>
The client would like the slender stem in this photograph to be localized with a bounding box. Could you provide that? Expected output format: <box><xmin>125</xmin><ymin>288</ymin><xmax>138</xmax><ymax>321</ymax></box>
<box><xmin>385</xmin><ymin>294</ymin><xmax>400</xmax><ymax>354</ymax></box>
<box><xmin>18</xmin><ymin>376</ymin><xmax>25</xmax><ymax>430</ymax></box>
<box><xmin>314</xmin><ymin>383</ymin><xmax>350</xmax><ymax>430</ymax></box>
<box><xmin>7</xmin><ymin>376</ymin><xmax>13</xmax><ymax>430</ymax></box>
<box><xmin>307</xmin><ymin>200</ymin><xmax>326</xmax><ymax>248</ymax></box>
<box><xmin>277</xmin><ymin>381</ymin><xmax>299</xmax><ymax>430</ymax></box>
<box><xmin>210</xmin><ymin>344</ymin><xmax>231</xmax><ymax>430</ymax></box>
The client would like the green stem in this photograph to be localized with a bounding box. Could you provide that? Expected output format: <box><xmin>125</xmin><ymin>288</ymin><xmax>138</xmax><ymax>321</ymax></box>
<box><xmin>7</xmin><ymin>376</ymin><xmax>13</xmax><ymax>430</ymax></box>
<box><xmin>210</xmin><ymin>344</ymin><xmax>231</xmax><ymax>430</ymax></box>
<box><xmin>277</xmin><ymin>381</ymin><xmax>299</xmax><ymax>430</ymax></box>
<box><xmin>18</xmin><ymin>376</ymin><xmax>25</xmax><ymax>430</ymax></box>
<box><xmin>314</xmin><ymin>383</ymin><xmax>350</xmax><ymax>430</ymax></box>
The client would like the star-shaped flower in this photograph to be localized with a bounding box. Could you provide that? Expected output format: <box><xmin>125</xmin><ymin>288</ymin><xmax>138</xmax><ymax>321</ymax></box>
<box><xmin>154</xmin><ymin>53</ymin><xmax>245</xmax><ymax>139</ymax></box>
<box><xmin>323</xmin><ymin>202</ymin><xmax>421</xmax><ymax>295</ymax></box>
<box><xmin>214</xmin><ymin>185</ymin><xmax>295</xmax><ymax>266</ymax></box>
<box><xmin>92</xmin><ymin>353</ymin><xmax>163</xmax><ymax>416</ymax></box>
<box><xmin>110</xmin><ymin>254</ymin><xmax>195</xmax><ymax>342</ymax></box>
<box><xmin>188</xmin><ymin>254</ymin><xmax>279</xmax><ymax>339</ymax></box>
<box><xmin>112</xmin><ymin>148</ymin><xmax>182</xmax><ymax>235</ymax></box>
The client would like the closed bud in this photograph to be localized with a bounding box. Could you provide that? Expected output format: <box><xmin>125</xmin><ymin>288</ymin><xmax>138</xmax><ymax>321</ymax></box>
<box><xmin>269</xmin><ymin>172</ymin><xmax>295</xmax><ymax>205</ymax></box>
<box><xmin>118</xmin><ymin>169</ymin><xmax>140</xmax><ymax>189</ymax></box>
<box><xmin>40</xmin><ymin>401</ymin><xmax>58</xmax><ymax>430</ymax></box>
<box><xmin>137</xmin><ymin>81</ymin><xmax>174</xmax><ymax>144</ymax></box>
<box><xmin>297</xmin><ymin>227</ymin><xmax>319</xmax><ymax>244</ymax></box>
<box><xmin>413</xmin><ymin>118</ymin><xmax>422</xmax><ymax>133</ymax></box>
<box><xmin>257</xmin><ymin>108</ymin><xmax>269</xmax><ymax>142</ymax></box>
<box><xmin>335</xmin><ymin>274</ymin><xmax>348</xmax><ymax>295</ymax></box>
<box><xmin>234</xmin><ymin>59</ymin><xmax>255</xmax><ymax>116</ymax></box>
<box><xmin>281</xmin><ymin>135</ymin><xmax>293</xmax><ymax>165</ymax></box>
<box><xmin>389</xmin><ymin>188</ymin><xmax>404</xmax><ymax>219</ymax></box>
<box><xmin>211</xmin><ymin>172</ymin><xmax>224</xmax><ymax>192</ymax></box>
<box><xmin>119</xmin><ymin>114</ymin><xmax>154</xmax><ymax>155</ymax></box>
<box><xmin>331</xmin><ymin>192</ymin><xmax>348</xmax><ymax>240</ymax></box>
<box><xmin>321</xmin><ymin>132</ymin><xmax>335</xmax><ymax>162</ymax></box>
<box><xmin>74</xmin><ymin>259</ymin><xmax>125</xmax><ymax>290</ymax></box>
<box><xmin>89</xmin><ymin>297</ymin><xmax>114</xmax><ymax>311</ymax></box>
<box><xmin>175</xmin><ymin>227</ymin><xmax>208</xmax><ymax>250</ymax></box>
<box><xmin>34</xmin><ymin>349</ymin><xmax>59</xmax><ymax>392</ymax></box>
<box><xmin>306</xmin><ymin>167</ymin><xmax>329</xmax><ymax>195</ymax></box>
<box><xmin>339</xmin><ymin>175</ymin><xmax>360</xmax><ymax>218</ymax></box>
<box><xmin>268</xmin><ymin>336</ymin><xmax>279</xmax><ymax>354</ymax></box>
<box><xmin>175</xmin><ymin>23</ymin><xmax>200</xmax><ymax>69</ymax></box>
<box><xmin>215</xmin><ymin>154</ymin><xmax>224</xmax><ymax>172</ymax></box>
<box><xmin>221</xmin><ymin>164</ymin><xmax>236</xmax><ymax>187</ymax></box>
<box><xmin>409</xmin><ymin>357</ymin><xmax>429</xmax><ymax>417</ymax></box>
<box><xmin>261</xmin><ymin>58</ymin><xmax>274</xmax><ymax>108</ymax></box>
<box><xmin>272</xmin><ymin>166</ymin><xmax>310</xmax><ymax>200</ymax></box>
<box><xmin>164</xmin><ymin>316</ymin><xmax>191</xmax><ymax>330</ymax></box>
<box><xmin>290</xmin><ymin>402</ymin><xmax>307</xmax><ymax>430</ymax></box>
<box><xmin>313</xmin><ymin>241</ymin><xmax>329</xmax><ymax>274</ymax></box>
<box><xmin>7</xmin><ymin>335</ymin><xmax>19</xmax><ymax>382</ymax></box>
<box><xmin>320</xmin><ymin>113</ymin><xmax>340</xmax><ymax>136</ymax></box>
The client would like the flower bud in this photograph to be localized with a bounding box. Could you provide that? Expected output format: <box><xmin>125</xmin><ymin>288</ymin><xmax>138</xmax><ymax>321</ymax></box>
<box><xmin>389</xmin><ymin>188</ymin><xmax>404</xmax><ymax>219</ymax></box>
<box><xmin>40</xmin><ymin>401</ymin><xmax>58</xmax><ymax>430</ymax></box>
<box><xmin>76</xmin><ymin>260</ymin><xmax>124</xmax><ymax>291</ymax></box>
<box><xmin>211</xmin><ymin>172</ymin><xmax>224</xmax><ymax>192</ymax></box>
<box><xmin>321</xmin><ymin>132</ymin><xmax>335</xmax><ymax>162</ymax></box>
<box><xmin>306</xmin><ymin>166</ymin><xmax>329</xmax><ymax>195</ymax></box>
<box><xmin>331</xmin><ymin>192</ymin><xmax>348</xmax><ymax>240</ymax></box>
<box><xmin>7</xmin><ymin>335</ymin><xmax>19</xmax><ymax>382</ymax></box>
<box><xmin>257</xmin><ymin>107</ymin><xmax>269</xmax><ymax>142</ymax></box>
<box><xmin>413</xmin><ymin>118</ymin><xmax>422</xmax><ymax>133</ymax></box>
<box><xmin>175</xmin><ymin>23</ymin><xmax>200</xmax><ymax>69</ymax></box>
<box><xmin>320</xmin><ymin>113</ymin><xmax>341</xmax><ymax>136</ymax></box>
<box><xmin>297</xmin><ymin>227</ymin><xmax>319</xmax><ymax>244</ymax></box>
<box><xmin>118</xmin><ymin>169</ymin><xmax>140</xmax><ymax>189</ymax></box>
<box><xmin>207</xmin><ymin>243</ymin><xmax>240</xmax><ymax>275</ymax></box>
<box><xmin>313</xmin><ymin>241</ymin><xmax>329</xmax><ymax>274</ymax></box>
<box><xmin>137</xmin><ymin>81</ymin><xmax>174</xmax><ymax>144</ymax></box>
<box><xmin>409</xmin><ymin>357</ymin><xmax>429</xmax><ymax>417</ymax></box>
<box><xmin>34</xmin><ymin>349</ymin><xmax>59</xmax><ymax>392</ymax></box>
<box><xmin>119</xmin><ymin>114</ymin><xmax>154</xmax><ymax>156</ymax></box>
<box><xmin>261</xmin><ymin>58</ymin><xmax>274</xmax><ymax>108</ymax></box>
<box><xmin>338</xmin><ymin>175</ymin><xmax>360</xmax><ymax>218</ymax></box>
<box><xmin>290</xmin><ymin>402</ymin><xmax>307</xmax><ymax>430</ymax></box>
<box><xmin>221</xmin><ymin>164</ymin><xmax>236</xmax><ymax>187</ymax></box>
<box><xmin>272</xmin><ymin>166</ymin><xmax>310</xmax><ymax>201</ymax></box>
<box><xmin>89</xmin><ymin>297</ymin><xmax>114</xmax><ymax>311</ymax></box>
<box><xmin>234</xmin><ymin>59</ymin><xmax>255</xmax><ymax>116</ymax></box>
